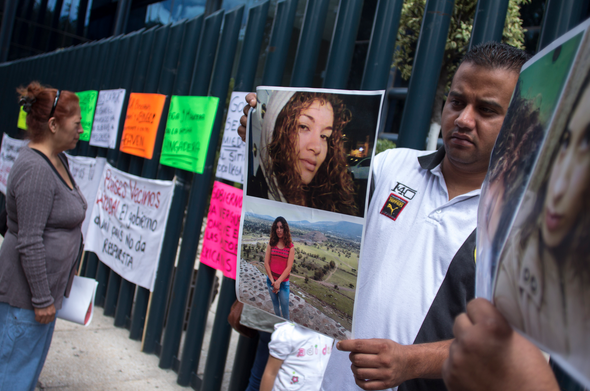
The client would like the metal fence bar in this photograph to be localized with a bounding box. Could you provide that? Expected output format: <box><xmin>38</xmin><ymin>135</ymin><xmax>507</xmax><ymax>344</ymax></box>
<box><xmin>158</xmin><ymin>9</ymin><xmax>225</xmax><ymax>370</ymax></box>
<box><xmin>360</xmin><ymin>0</ymin><xmax>403</xmax><ymax>90</ymax></box>
<box><xmin>141</xmin><ymin>13</ymin><xmax>204</xmax><ymax>353</ymax></box>
<box><xmin>538</xmin><ymin>0</ymin><xmax>589</xmax><ymax>50</ymax></box>
<box><xmin>469</xmin><ymin>0</ymin><xmax>510</xmax><ymax>49</ymax></box>
<box><xmin>176</xmin><ymin>6</ymin><xmax>245</xmax><ymax>389</ymax></box>
<box><xmin>323</xmin><ymin>0</ymin><xmax>364</xmax><ymax>89</ymax></box>
<box><xmin>397</xmin><ymin>0</ymin><xmax>455</xmax><ymax>149</ymax></box>
<box><xmin>125</xmin><ymin>20</ymin><xmax>188</xmax><ymax>337</ymax></box>
<box><xmin>290</xmin><ymin>0</ymin><xmax>331</xmax><ymax>87</ymax></box>
<box><xmin>261</xmin><ymin>0</ymin><xmax>298</xmax><ymax>86</ymax></box>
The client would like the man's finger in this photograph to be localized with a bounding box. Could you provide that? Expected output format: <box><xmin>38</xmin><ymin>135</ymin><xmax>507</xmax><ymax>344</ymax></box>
<box><xmin>338</xmin><ymin>339</ymin><xmax>383</xmax><ymax>354</ymax></box>
<box><xmin>465</xmin><ymin>298</ymin><xmax>512</xmax><ymax>337</ymax></box>
<box><xmin>349</xmin><ymin>352</ymin><xmax>380</xmax><ymax>369</ymax></box>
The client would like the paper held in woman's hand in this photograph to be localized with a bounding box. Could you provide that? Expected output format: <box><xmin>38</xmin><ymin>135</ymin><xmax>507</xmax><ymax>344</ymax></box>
<box><xmin>57</xmin><ymin>276</ymin><xmax>98</xmax><ymax>326</ymax></box>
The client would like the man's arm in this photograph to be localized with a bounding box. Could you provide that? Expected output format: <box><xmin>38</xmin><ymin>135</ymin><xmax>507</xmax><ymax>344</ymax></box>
<box><xmin>337</xmin><ymin>338</ymin><xmax>452</xmax><ymax>390</ymax></box>
<box><xmin>260</xmin><ymin>355</ymin><xmax>284</xmax><ymax>391</ymax></box>
<box><xmin>442</xmin><ymin>298</ymin><xmax>558</xmax><ymax>391</ymax></box>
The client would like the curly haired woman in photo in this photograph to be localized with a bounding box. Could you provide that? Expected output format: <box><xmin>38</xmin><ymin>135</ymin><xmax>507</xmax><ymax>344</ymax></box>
<box><xmin>248</xmin><ymin>91</ymin><xmax>358</xmax><ymax>216</ymax></box>
<box><xmin>264</xmin><ymin>217</ymin><xmax>295</xmax><ymax>320</ymax></box>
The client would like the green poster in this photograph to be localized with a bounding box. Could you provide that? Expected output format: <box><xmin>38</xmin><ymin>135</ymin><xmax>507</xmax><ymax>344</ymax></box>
<box><xmin>160</xmin><ymin>95</ymin><xmax>219</xmax><ymax>173</ymax></box>
<box><xmin>17</xmin><ymin>107</ymin><xmax>27</xmax><ymax>130</ymax></box>
<box><xmin>75</xmin><ymin>90</ymin><xmax>98</xmax><ymax>142</ymax></box>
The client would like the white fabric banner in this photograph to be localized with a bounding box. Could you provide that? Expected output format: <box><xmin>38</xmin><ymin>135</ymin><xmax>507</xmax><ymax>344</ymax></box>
<box><xmin>215</xmin><ymin>91</ymin><xmax>248</xmax><ymax>184</ymax></box>
<box><xmin>89</xmin><ymin>89</ymin><xmax>126</xmax><ymax>149</ymax></box>
<box><xmin>84</xmin><ymin>163</ymin><xmax>174</xmax><ymax>291</ymax></box>
<box><xmin>0</xmin><ymin>134</ymin><xmax>29</xmax><ymax>195</ymax></box>
<box><xmin>65</xmin><ymin>155</ymin><xmax>106</xmax><ymax>238</ymax></box>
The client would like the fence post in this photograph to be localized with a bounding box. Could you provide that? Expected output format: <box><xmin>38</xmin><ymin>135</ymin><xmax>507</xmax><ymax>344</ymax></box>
<box><xmin>397</xmin><ymin>0</ymin><xmax>455</xmax><ymax>149</ymax></box>
<box><xmin>323</xmin><ymin>0</ymin><xmax>364</xmax><ymax>89</ymax></box>
<box><xmin>0</xmin><ymin>0</ymin><xmax>18</xmax><ymax>63</ymax></box>
<box><xmin>290</xmin><ymin>0</ymin><xmax>331</xmax><ymax>87</ymax></box>
<box><xmin>125</xmin><ymin>20</ymin><xmax>188</xmax><ymax>337</ymax></box>
<box><xmin>261</xmin><ymin>0</ymin><xmax>299</xmax><ymax>86</ymax></box>
<box><xmin>469</xmin><ymin>0</ymin><xmax>510</xmax><ymax>49</ymax></box>
<box><xmin>175</xmin><ymin>6</ymin><xmax>245</xmax><ymax>388</ymax></box>
<box><xmin>157</xmin><ymin>9</ymin><xmax>226</xmax><ymax>370</ymax></box>
<box><xmin>538</xmin><ymin>0</ymin><xmax>589</xmax><ymax>50</ymax></box>
<box><xmin>140</xmin><ymin>14</ymin><xmax>204</xmax><ymax>351</ymax></box>
<box><xmin>360</xmin><ymin>0</ymin><xmax>403</xmax><ymax>90</ymax></box>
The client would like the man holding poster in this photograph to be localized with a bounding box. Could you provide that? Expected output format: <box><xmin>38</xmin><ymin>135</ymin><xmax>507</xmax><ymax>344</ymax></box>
<box><xmin>239</xmin><ymin>42</ymin><xmax>530</xmax><ymax>391</ymax></box>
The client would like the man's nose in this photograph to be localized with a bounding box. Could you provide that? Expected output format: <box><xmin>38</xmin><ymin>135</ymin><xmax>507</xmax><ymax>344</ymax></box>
<box><xmin>455</xmin><ymin>106</ymin><xmax>476</xmax><ymax>129</ymax></box>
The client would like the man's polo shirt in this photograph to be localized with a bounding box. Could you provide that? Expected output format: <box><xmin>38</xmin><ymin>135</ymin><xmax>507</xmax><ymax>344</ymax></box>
<box><xmin>321</xmin><ymin>148</ymin><xmax>480</xmax><ymax>391</ymax></box>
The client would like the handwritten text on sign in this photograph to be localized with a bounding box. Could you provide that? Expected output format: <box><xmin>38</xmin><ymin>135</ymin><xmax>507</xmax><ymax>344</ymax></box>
<box><xmin>84</xmin><ymin>163</ymin><xmax>174</xmax><ymax>290</ymax></box>
<box><xmin>76</xmin><ymin>90</ymin><xmax>98</xmax><ymax>142</ymax></box>
<box><xmin>119</xmin><ymin>93</ymin><xmax>166</xmax><ymax>159</ymax></box>
<box><xmin>216</xmin><ymin>92</ymin><xmax>248</xmax><ymax>183</ymax></box>
<box><xmin>200</xmin><ymin>181</ymin><xmax>242</xmax><ymax>279</ymax></box>
<box><xmin>160</xmin><ymin>95</ymin><xmax>219</xmax><ymax>173</ymax></box>
<box><xmin>65</xmin><ymin>155</ymin><xmax>106</xmax><ymax>238</ymax></box>
<box><xmin>89</xmin><ymin>89</ymin><xmax>126</xmax><ymax>149</ymax></box>
<box><xmin>0</xmin><ymin>134</ymin><xmax>29</xmax><ymax>195</ymax></box>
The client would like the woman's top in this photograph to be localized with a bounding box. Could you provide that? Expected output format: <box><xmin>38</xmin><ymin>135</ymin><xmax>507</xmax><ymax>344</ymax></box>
<box><xmin>0</xmin><ymin>146</ymin><xmax>87</xmax><ymax>310</ymax></box>
<box><xmin>269</xmin><ymin>242</ymin><xmax>294</xmax><ymax>282</ymax></box>
<box><xmin>269</xmin><ymin>321</ymin><xmax>333</xmax><ymax>390</ymax></box>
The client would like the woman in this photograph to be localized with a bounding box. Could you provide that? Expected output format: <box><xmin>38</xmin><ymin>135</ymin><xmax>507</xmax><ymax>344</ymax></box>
<box><xmin>248</xmin><ymin>91</ymin><xmax>358</xmax><ymax>216</ymax></box>
<box><xmin>494</xmin><ymin>74</ymin><xmax>590</xmax><ymax>375</ymax></box>
<box><xmin>264</xmin><ymin>216</ymin><xmax>295</xmax><ymax>320</ymax></box>
<box><xmin>0</xmin><ymin>82</ymin><xmax>86</xmax><ymax>390</ymax></box>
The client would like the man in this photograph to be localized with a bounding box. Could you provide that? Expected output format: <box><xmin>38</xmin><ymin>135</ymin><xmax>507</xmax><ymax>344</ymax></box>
<box><xmin>238</xmin><ymin>42</ymin><xmax>530</xmax><ymax>391</ymax></box>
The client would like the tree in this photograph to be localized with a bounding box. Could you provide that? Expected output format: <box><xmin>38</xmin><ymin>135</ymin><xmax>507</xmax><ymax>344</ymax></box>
<box><xmin>305</xmin><ymin>276</ymin><xmax>309</xmax><ymax>284</ymax></box>
<box><xmin>392</xmin><ymin>0</ymin><xmax>529</xmax><ymax>148</ymax></box>
<box><xmin>330</xmin><ymin>261</ymin><xmax>336</xmax><ymax>269</ymax></box>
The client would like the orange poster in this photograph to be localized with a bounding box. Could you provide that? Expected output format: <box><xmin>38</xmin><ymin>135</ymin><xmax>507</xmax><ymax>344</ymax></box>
<box><xmin>119</xmin><ymin>93</ymin><xmax>167</xmax><ymax>159</ymax></box>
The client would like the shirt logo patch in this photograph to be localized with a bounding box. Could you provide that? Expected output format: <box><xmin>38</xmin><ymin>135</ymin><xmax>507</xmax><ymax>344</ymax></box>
<box><xmin>380</xmin><ymin>194</ymin><xmax>408</xmax><ymax>221</ymax></box>
<box><xmin>393</xmin><ymin>182</ymin><xmax>417</xmax><ymax>200</ymax></box>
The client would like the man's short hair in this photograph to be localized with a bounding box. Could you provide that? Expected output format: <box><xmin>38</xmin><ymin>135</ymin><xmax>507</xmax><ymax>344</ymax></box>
<box><xmin>461</xmin><ymin>42</ymin><xmax>531</xmax><ymax>73</ymax></box>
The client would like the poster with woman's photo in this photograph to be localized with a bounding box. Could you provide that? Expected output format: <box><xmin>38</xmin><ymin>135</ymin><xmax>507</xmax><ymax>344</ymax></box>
<box><xmin>480</xmin><ymin>20</ymin><xmax>590</xmax><ymax>388</ymax></box>
<box><xmin>238</xmin><ymin>87</ymin><xmax>384</xmax><ymax>339</ymax></box>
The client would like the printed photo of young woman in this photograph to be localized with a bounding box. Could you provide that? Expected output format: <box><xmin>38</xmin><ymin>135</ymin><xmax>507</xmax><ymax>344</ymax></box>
<box><xmin>493</xmin><ymin>53</ymin><xmax>590</xmax><ymax>389</ymax></box>
<box><xmin>245</xmin><ymin>88</ymin><xmax>384</xmax><ymax>217</ymax></box>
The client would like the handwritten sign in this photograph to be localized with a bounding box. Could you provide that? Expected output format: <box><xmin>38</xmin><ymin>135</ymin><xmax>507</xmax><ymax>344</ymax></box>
<box><xmin>65</xmin><ymin>155</ymin><xmax>107</xmax><ymax>238</ymax></box>
<box><xmin>75</xmin><ymin>90</ymin><xmax>98</xmax><ymax>142</ymax></box>
<box><xmin>216</xmin><ymin>92</ymin><xmax>248</xmax><ymax>183</ymax></box>
<box><xmin>160</xmin><ymin>95</ymin><xmax>219</xmax><ymax>173</ymax></box>
<box><xmin>119</xmin><ymin>93</ymin><xmax>166</xmax><ymax>159</ymax></box>
<box><xmin>200</xmin><ymin>181</ymin><xmax>242</xmax><ymax>279</ymax></box>
<box><xmin>84</xmin><ymin>163</ymin><xmax>174</xmax><ymax>290</ymax></box>
<box><xmin>89</xmin><ymin>89</ymin><xmax>126</xmax><ymax>149</ymax></box>
<box><xmin>17</xmin><ymin>107</ymin><xmax>27</xmax><ymax>130</ymax></box>
<box><xmin>0</xmin><ymin>134</ymin><xmax>29</xmax><ymax>195</ymax></box>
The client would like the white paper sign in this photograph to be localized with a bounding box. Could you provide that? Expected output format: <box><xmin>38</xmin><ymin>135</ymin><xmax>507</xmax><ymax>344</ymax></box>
<box><xmin>66</xmin><ymin>155</ymin><xmax>107</xmax><ymax>238</ymax></box>
<box><xmin>215</xmin><ymin>91</ymin><xmax>248</xmax><ymax>184</ymax></box>
<box><xmin>89</xmin><ymin>89</ymin><xmax>126</xmax><ymax>149</ymax></box>
<box><xmin>0</xmin><ymin>134</ymin><xmax>29</xmax><ymax>195</ymax></box>
<box><xmin>84</xmin><ymin>163</ymin><xmax>174</xmax><ymax>290</ymax></box>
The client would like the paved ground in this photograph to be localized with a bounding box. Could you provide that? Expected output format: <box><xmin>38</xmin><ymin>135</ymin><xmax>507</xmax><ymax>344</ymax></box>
<box><xmin>34</xmin><ymin>268</ymin><xmax>241</xmax><ymax>391</ymax></box>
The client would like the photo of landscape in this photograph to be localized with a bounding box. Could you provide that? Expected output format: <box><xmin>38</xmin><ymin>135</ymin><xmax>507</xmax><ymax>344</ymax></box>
<box><xmin>237</xmin><ymin>200</ymin><xmax>363</xmax><ymax>339</ymax></box>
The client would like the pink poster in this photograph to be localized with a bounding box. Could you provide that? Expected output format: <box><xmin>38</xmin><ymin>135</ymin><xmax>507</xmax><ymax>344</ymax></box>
<box><xmin>200</xmin><ymin>181</ymin><xmax>242</xmax><ymax>279</ymax></box>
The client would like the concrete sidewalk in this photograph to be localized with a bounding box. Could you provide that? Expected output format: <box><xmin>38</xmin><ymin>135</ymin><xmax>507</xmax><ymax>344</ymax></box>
<box><xmin>36</xmin><ymin>271</ymin><xmax>241</xmax><ymax>390</ymax></box>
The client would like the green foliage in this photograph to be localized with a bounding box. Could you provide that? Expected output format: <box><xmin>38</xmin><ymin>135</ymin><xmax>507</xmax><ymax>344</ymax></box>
<box><xmin>376</xmin><ymin>138</ymin><xmax>396</xmax><ymax>154</ymax></box>
<box><xmin>392</xmin><ymin>0</ymin><xmax>530</xmax><ymax>124</ymax></box>
<box><xmin>393</xmin><ymin>0</ymin><xmax>529</xmax><ymax>85</ymax></box>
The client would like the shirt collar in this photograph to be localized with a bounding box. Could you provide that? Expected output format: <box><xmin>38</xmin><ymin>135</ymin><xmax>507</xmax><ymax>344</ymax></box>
<box><xmin>418</xmin><ymin>147</ymin><xmax>446</xmax><ymax>170</ymax></box>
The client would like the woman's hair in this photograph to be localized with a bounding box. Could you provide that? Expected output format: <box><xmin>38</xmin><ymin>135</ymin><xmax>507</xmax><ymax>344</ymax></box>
<box><xmin>17</xmin><ymin>81</ymin><xmax>80</xmax><ymax>142</ymax></box>
<box><xmin>269</xmin><ymin>216</ymin><xmax>292</xmax><ymax>248</ymax></box>
<box><xmin>518</xmin><ymin>72</ymin><xmax>590</xmax><ymax>283</ymax></box>
<box><xmin>266</xmin><ymin>92</ymin><xmax>358</xmax><ymax>215</ymax></box>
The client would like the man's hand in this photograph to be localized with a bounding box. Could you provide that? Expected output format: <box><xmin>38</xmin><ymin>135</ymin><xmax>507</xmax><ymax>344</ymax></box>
<box><xmin>442</xmin><ymin>298</ymin><xmax>559</xmax><ymax>391</ymax></box>
<box><xmin>337</xmin><ymin>339</ymin><xmax>414</xmax><ymax>390</ymax></box>
<box><xmin>237</xmin><ymin>93</ymin><xmax>257</xmax><ymax>142</ymax></box>
<box><xmin>34</xmin><ymin>304</ymin><xmax>56</xmax><ymax>324</ymax></box>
